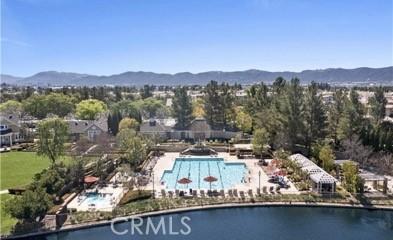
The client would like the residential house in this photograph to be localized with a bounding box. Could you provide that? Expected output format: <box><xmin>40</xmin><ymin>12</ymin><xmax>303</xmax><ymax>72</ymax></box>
<box><xmin>67</xmin><ymin>114</ymin><xmax>108</xmax><ymax>141</ymax></box>
<box><xmin>0</xmin><ymin>114</ymin><xmax>24</xmax><ymax>146</ymax></box>
<box><xmin>140</xmin><ymin>117</ymin><xmax>240</xmax><ymax>141</ymax></box>
<box><xmin>139</xmin><ymin>118</ymin><xmax>174</xmax><ymax>139</ymax></box>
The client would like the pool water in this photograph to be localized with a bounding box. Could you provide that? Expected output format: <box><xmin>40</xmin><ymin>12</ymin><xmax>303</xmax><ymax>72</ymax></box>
<box><xmin>83</xmin><ymin>193</ymin><xmax>111</xmax><ymax>207</ymax></box>
<box><xmin>161</xmin><ymin>157</ymin><xmax>246</xmax><ymax>190</ymax></box>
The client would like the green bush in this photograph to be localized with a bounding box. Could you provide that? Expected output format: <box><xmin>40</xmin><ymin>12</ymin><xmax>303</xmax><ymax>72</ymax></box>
<box><xmin>118</xmin><ymin>190</ymin><xmax>152</xmax><ymax>205</ymax></box>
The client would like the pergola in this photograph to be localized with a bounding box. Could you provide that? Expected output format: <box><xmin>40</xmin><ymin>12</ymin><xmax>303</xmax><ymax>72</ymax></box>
<box><xmin>310</xmin><ymin>172</ymin><xmax>337</xmax><ymax>193</ymax></box>
<box><xmin>289</xmin><ymin>154</ymin><xmax>337</xmax><ymax>194</ymax></box>
<box><xmin>233</xmin><ymin>144</ymin><xmax>254</xmax><ymax>158</ymax></box>
<box><xmin>359</xmin><ymin>170</ymin><xmax>388</xmax><ymax>194</ymax></box>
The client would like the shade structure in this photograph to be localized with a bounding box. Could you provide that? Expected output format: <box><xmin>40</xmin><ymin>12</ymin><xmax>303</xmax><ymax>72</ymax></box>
<box><xmin>84</xmin><ymin>176</ymin><xmax>99</xmax><ymax>184</ymax></box>
<box><xmin>203</xmin><ymin>176</ymin><xmax>218</xmax><ymax>183</ymax></box>
<box><xmin>178</xmin><ymin>177</ymin><xmax>192</xmax><ymax>185</ymax></box>
<box><xmin>204</xmin><ymin>176</ymin><xmax>218</xmax><ymax>191</ymax></box>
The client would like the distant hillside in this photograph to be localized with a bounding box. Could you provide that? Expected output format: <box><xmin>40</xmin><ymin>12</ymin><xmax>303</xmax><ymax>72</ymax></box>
<box><xmin>2</xmin><ymin>67</ymin><xmax>392</xmax><ymax>86</ymax></box>
<box><xmin>1</xmin><ymin>74</ymin><xmax>23</xmax><ymax>84</ymax></box>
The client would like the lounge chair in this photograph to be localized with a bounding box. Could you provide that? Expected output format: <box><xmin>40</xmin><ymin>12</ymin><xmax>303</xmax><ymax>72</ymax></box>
<box><xmin>168</xmin><ymin>191</ymin><xmax>174</xmax><ymax>198</ymax></box>
<box><xmin>175</xmin><ymin>189</ymin><xmax>180</xmax><ymax>197</ymax></box>
<box><xmin>220</xmin><ymin>189</ymin><xmax>225</xmax><ymax>198</ymax></box>
<box><xmin>200</xmin><ymin>190</ymin><xmax>205</xmax><ymax>197</ymax></box>
<box><xmin>239</xmin><ymin>191</ymin><xmax>245</xmax><ymax>200</ymax></box>
<box><xmin>161</xmin><ymin>189</ymin><xmax>166</xmax><ymax>198</ymax></box>
<box><xmin>228</xmin><ymin>189</ymin><xmax>233</xmax><ymax>197</ymax></box>
<box><xmin>276</xmin><ymin>186</ymin><xmax>281</xmax><ymax>194</ymax></box>
<box><xmin>262</xmin><ymin>186</ymin><xmax>267</xmax><ymax>194</ymax></box>
<box><xmin>256</xmin><ymin>188</ymin><xmax>261</xmax><ymax>196</ymax></box>
<box><xmin>248</xmin><ymin>189</ymin><xmax>253</xmax><ymax>197</ymax></box>
<box><xmin>233</xmin><ymin>189</ymin><xmax>238</xmax><ymax>197</ymax></box>
<box><xmin>213</xmin><ymin>190</ymin><xmax>218</xmax><ymax>197</ymax></box>
<box><xmin>192</xmin><ymin>190</ymin><xmax>197</xmax><ymax>197</ymax></box>
<box><xmin>269</xmin><ymin>186</ymin><xmax>275</xmax><ymax>194</ymax></box>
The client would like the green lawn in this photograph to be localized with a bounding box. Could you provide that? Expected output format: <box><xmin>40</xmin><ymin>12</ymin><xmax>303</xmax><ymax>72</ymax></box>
<box><xmin>0</xmin><ymin>194</ymin><xmax>17</xmax><ymax>235</ymax></box>
<box><xmin>0</xmin><ymin>151</ymin><xmax>72</xmax><ymax>190</ymax></box>
<box><xmin>0</xmin><ymin>151</ymin><xmax>72</xmax><ymax>235</ymax></box>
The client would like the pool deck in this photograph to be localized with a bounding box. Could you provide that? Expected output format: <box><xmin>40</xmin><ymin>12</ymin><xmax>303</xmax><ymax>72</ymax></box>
<box><xmin>146</xmin><ymin>152</ymin><xmax>299</xmax><ymax>195</ymax></box>
<box><xmin>68</xmin><ymin>173</ymin><xmax>127</xmax><ymax>212</ymax></box>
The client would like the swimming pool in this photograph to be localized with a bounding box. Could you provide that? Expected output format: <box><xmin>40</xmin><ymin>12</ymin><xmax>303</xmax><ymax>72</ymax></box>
<box><xmin>83</xmin><ymin>193</ymin><xmax>111</xmax><ymax>206</ymax></box>
<box><xmin>68</xmin><ymin>192</ymin><xmax>114</xmax><ymax>211</ymax></box>
<box><xmin>161</xmin><ymin>157</ymin><xmax>247</xmax><ymax>190</ymax></box>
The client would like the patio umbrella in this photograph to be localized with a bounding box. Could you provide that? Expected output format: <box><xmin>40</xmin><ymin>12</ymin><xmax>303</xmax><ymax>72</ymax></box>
<box><xmin>178</xmin><ymin>177</ymin><xmax>192</xmax><ymax>184</ymax></box>
<box><xmin>177</xmin><ymin>177</ymin><xmax>192</xmax><ymax>190</ymax></box>
<box><xmin>84</xmin><ymin>176</ymin><xmax>99</xmax><ymax>184</ymax></box>
<box><xmin>203</xmin><ymin>176</ymin><xmax>218</xmax><ymax>191</ymax></box>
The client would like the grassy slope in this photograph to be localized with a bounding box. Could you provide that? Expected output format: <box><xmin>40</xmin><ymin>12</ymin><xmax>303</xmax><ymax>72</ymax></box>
<box><xmin>0</xmin><ymin>151</ymin><xmax>72</xmax><ymax>190</ymax></box>
<box><xmin>0</xmin><ymin>151</ymin><xmax>72</xmax><ymax>235</ymax></box>
<box><xmin>0</xmin><ymin>194</ymin><xmax>17</xmax><ymax>235</ymax></box>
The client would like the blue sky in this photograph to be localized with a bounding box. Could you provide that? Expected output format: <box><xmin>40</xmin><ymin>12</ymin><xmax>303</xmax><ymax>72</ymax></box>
<box><xmin>1</xmin><ymin>0</ymin><xmax>392</xmax><ymax>77</ymax></box>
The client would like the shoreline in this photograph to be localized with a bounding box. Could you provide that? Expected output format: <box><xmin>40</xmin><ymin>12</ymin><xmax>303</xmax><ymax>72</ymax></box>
<box><xmin>6</xmin><ymin>201</ymin><xmax>393</xmax><ymax>239</ymax></box>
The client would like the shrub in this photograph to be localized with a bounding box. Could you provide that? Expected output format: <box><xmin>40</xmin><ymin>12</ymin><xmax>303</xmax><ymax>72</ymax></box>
<box><xmin>119</xmin><ymin>190</ymin><xmax>152</xmax><ymax>205</ymax></box>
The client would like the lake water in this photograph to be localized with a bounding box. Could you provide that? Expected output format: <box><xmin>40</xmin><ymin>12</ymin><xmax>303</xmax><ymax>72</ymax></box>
<box><xmin>32</xmin><ymin>207</ymin><xmax>393</xmax><ymax>240</ymax></box>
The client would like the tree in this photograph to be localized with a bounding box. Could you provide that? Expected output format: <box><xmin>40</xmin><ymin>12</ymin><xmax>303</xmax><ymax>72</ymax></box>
<box><xmin>192</xmin><ymin>98</ymin><xmax>205</xmax><ymax>118</ymax></box>
<box><xmin>37</xmin><ymin>118</ymin><xmax>68</xmax><ymax>165</ymax></box>
<box><xmin>112</xmin><ymin>100</ymin><xmax>141</xmax><ymax>121</ymax></box>
<box><xmin>338</xmin><ymin>89</ymin><xmax>366</xmax><ymax>141</ymax></box>
<box><xmin>204</xmin><ymin>81</ymin><xmax>234</xmax><ymax>128</ymax></box>
<box><xmin>114</xmin><ymin>86</ymin><xmax>123</xmax><ymax>101</ymax></box>
<box><xmin>285</xmin><ymin>78</ymin><xmax>305</xmax><ymax>149</ymax></box>
<box><xmin>173</xmin><ymin>87</ymin><xmax>193</xmax><ymax>129</ymax></box>
<box><xmin>0</xmin><ymin>100</ymin><xmax>23</xmax><ymax>114</ymax></box>
<box><xmin>45</xmin><ymin>93</ymin><xmax>76</xmax><ymax>117</ymax></box>
<box><xmin>255</xmin><ymin>107</ymin><xmax>287</xmax><ymax>149</ymax></box>
<box><xmin>318</xmin><ymin>144</ymin><xmax>334</xmax><ymax>172</ymax></box>
<box><xmin>76</xmin><ymin>99</ymin><xmax>107</xmax><ymax>120</ymax></box>
<box><xmin>342</xmin><ymin>162</ymin><xmax>360</xmax><ymax>193</ymax></box>
<box><xmin>252</xmin><ymin>128</ymin><xmax>270</xmax><ymax>157</ymax></box>
<box><xmin>5</xmin><ymin>188</ymin><xmax>52</xmax><ymax>222</ymax></box>
<box><xmin>118</xmin><ymin>117</ymin><xmax>140</xmax><ymax>131</ymax></box>
<box><xmin>235</xmin><ymin>107</ymin><xmax>253</xmax><ymax>133</ymax></box>
<box><xmin>328</xmin><ymin>89</ymin><xmax>347</xmax><ymax>145</ymax></box>
<box><xmin>137</xmin><ymin>98</ymin><xmax>166</xmax><ymax>119</ymax></box>
<box><xmin>108</xmin><ymin>110</ymin><xmax>122</xmax><ymax>135</ymax></box>
<box><xmin>23</xmin><ymin>93</ymin><xmax>76</xmax><ymax>119</ymax></box>
<box><xmin>220</xmin><ymin>83</ymin><xmax>235</xmax><ymax>127</ymax></box>
<box><xmin>342</xmin><ymin>135</ymin><xmax>373</xmax><ymax>168</ymax></box>
<box><xmin>30</xmin><ymin>163</ymin><xmax>68</xmax><ymax>195</ymax></box>
<box><xmin>304</xmin><ymin>82</ymin><xmax>328</xmax><ymax>151</ymax></box>
<box><xmin>95</xmin><ymin>156</ymin><xmax>106</xmax><ymax>180</ymax></box>
<box><xmin>140</xmin><ymin>85</ymin><xmax>153</xmax><ymax>99</ymax></box>
<box><xmin>246</xmin><ymin>82</ymin><xmax>269</xmax><ymax>116</ymax></box>
<box><xmin>69</xmin><ymin>158</ymin><xmax>85</xmax><ymax>189</ymax></box>
<box><xmin>117</xmin><ymin>129</ymin><xmax>147</xmax><ymax>168</ymax></box>
<box><xmin>369</xmin><ymin>86</ymin><xmax>387</xmax><ymax>124</ymax></box>
<box><xmin>204</xmin><ymin>80</ymin><xmax>222</xmax><ymax>127</ymax></box>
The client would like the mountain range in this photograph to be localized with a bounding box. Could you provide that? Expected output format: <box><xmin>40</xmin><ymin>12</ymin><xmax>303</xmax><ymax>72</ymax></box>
<box><xmin>1</xmin><ymin>67</ymin><xmax>392</xmax><ymax>86</ymax></box>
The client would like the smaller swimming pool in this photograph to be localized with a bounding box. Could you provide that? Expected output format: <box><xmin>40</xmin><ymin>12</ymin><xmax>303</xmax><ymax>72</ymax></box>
<box><xmin>68</xmin><ymin>192</ymin><xmax>115</xmax><ymax>211</ymax></box>
<box><xmin>83</xmin><ymin>193</ymin><xmax>110</xmax><ymax>206</ymax></box>
<box><xmin>161</xmin><ymin>157</ymin><xmax>247</xmax><ymax>190</ymax></box>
